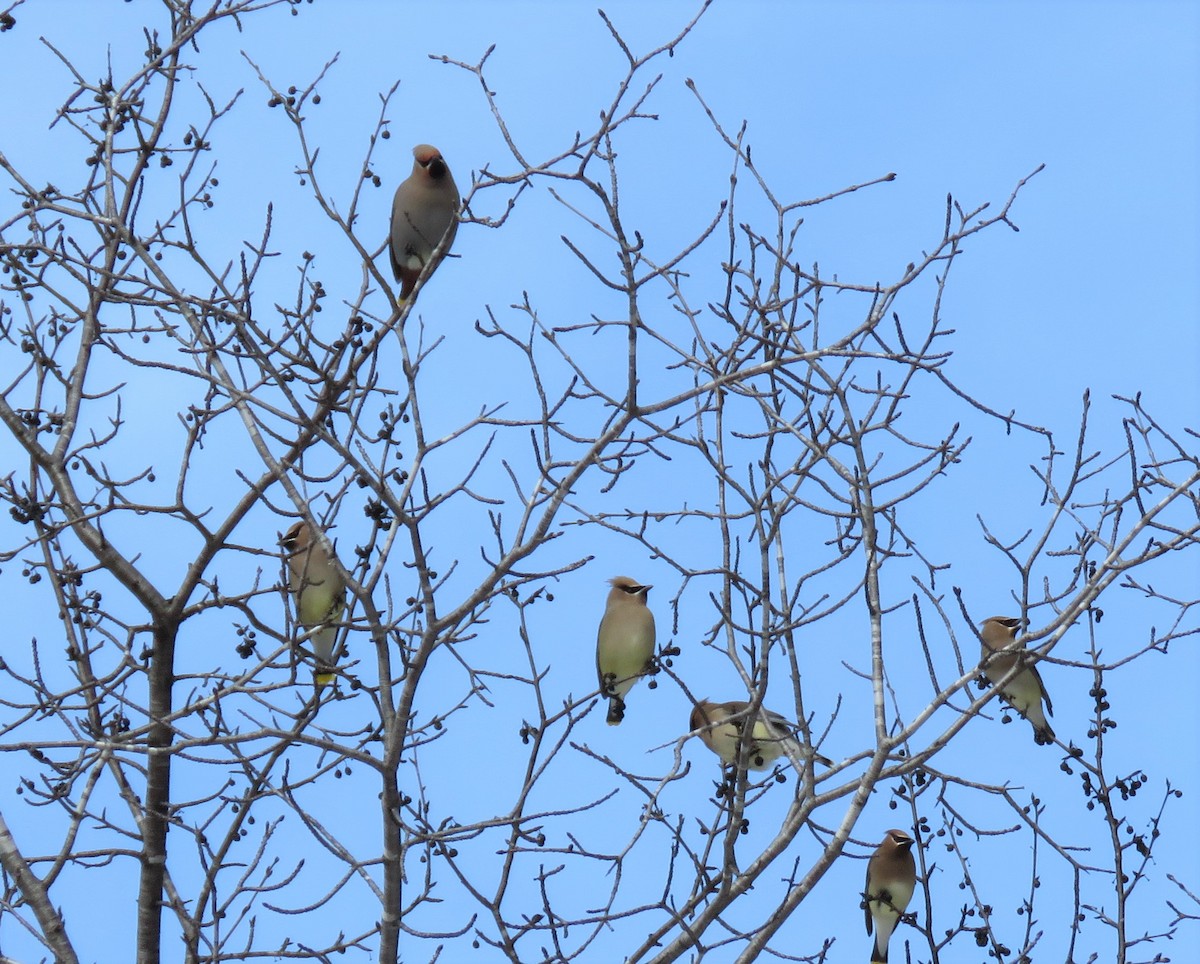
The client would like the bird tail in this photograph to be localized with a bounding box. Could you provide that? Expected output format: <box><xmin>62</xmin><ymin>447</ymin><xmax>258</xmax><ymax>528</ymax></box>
<box><xmin>310</xmin><ymin>625</ymin><xmax>338</xmax><ymax>692</ymax></box>
<box><xmin>1025</xmin><ymin>701</ymin><xmax>1055</xmax><ymax>745</ymax></box>
<box><xmin>781</xmin><ymin>735</ymin><xmax>833</xmax><ymax>769</ymax></box>
<box><xmin>606</xmin><ymin>697</ymin><xmax>625</xmax><ymax>726</ymax></box>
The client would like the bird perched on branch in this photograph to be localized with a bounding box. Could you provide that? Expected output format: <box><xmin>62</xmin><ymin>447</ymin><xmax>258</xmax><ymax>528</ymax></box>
<box><xmin>389</xmin><ymin>144</ymin><xmax>460</xmax><ymax>300</ymax></box>
<box><xmin>864</xmin><ymin>828</ymin><xmax>917</xmax><ymax>964</ymax></box>
<box><xmin>979</xmin><ymin>615</ymin><xmax>1055</xmax><ymax>745</ymax></box>
<box><xmin>689</xmin><ymin>698</ymin><xmax>832</xmax><ymax>771</ymax></box>
<box><xmin>281</xmin><ymin>520</ymin><xmax>347</xmax><ymax>691</ymax></box>
<box><xmin>595</xmin><ymin>576</ymin><xmax>656</xmax><ymax>725</ymax></box>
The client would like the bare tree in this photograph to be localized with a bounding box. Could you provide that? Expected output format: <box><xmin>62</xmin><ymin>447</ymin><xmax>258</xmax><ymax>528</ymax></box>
<box><xmin>1</xmin><ymin>2</ymin><xmax>1196</xmax><ymax>963</ymax></box>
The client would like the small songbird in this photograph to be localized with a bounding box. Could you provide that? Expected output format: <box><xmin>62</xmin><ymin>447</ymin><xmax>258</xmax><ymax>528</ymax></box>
<box><xmin>689</xmin><ymin>698</ymin><xmax>832</xmax><ymax>771</ymax></box>
<box><xmin>864</xmin><ymin>829</ymin><xmax>918</xmax><ymax>964</ymax></box>
<box><xmin>281</xmin><ymin>520</ymin><xmax>347</xmax><ymax>690</ymax></box>
<box><xmin>980</xmin><ymin>615</ymin><xmax>1055</xmax><ymax>745</ymax></box>
<box><xmin>595</xmin><ymin>576</ymin><xmax>656</xmax><ymax>725</ymax></box>
<box><xmin>389</xmin><ymin>144</ymin><xmax>460</xmax><ymax>300</ymax></box>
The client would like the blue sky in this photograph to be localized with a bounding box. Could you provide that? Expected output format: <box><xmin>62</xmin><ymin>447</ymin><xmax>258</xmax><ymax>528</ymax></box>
<box><xmin>1</xmin><ymin>1</ymin><xmax>1197</xmax><ymax>961</ymax></box>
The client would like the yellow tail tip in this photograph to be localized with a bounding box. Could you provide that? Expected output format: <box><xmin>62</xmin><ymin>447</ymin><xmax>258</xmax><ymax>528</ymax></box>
<box><xmin>314</xmin><ymin>672</ymin><xmax>335</xmax><ymax>690</ymax></box>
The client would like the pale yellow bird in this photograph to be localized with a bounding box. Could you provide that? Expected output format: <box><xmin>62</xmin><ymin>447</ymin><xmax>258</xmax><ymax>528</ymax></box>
<box><xmin>281</xmin><ymin>520</ymin><xmax>347</xmax><ymax>690</ymax></box>
<box><xmin>980</xmin><ymin>615</ymin><xmax>1055</xmax><ymax>745</ymax></box>
<box><xmin>595</xmin><ymin>576</ymin><xmax>656</xmax><ymax>725</ymax></box>
<box><xmin>864</xmin><ymin>828</ymin><xmax>917</xmax><ymax>964</ymax></box>
<box><xmin>389</xmin><ymin>144</ymin><xmax>460</xmax><ymax>300</ymax></box>
<box><xmin>689</xmin><ymin>698</ymin><xmax>832</xmax><ymax>771</ymax></box>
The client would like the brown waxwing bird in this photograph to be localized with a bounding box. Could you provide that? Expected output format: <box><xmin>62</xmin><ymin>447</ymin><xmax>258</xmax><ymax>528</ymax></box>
<box><xmin>980</xmin><ymin>615</ymin><xmax>1055</xmax><ymax>745</ymax></box>
<box><xmin>389</xmin><ymin>144</ymin><xmax>460</xmax><ymax>300</ymax></box>
<box><xmin>864</xmin><ymin>829</ymin><xmax>918</xmax><ymax>964</ymax></box>
<box><xmin>281</xmin><ymin>520</ymin><xmax>347</xmax><ymax>691</ymax></box>
<box><xmin>595</xmin><ymin>576</ymin><xmax>656</xmax><ymax>725</ymax></box>
<box><xmin>689</xmin><ymin>699</ymin><xmax>833</xmax><ymax>771</ymax></box>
